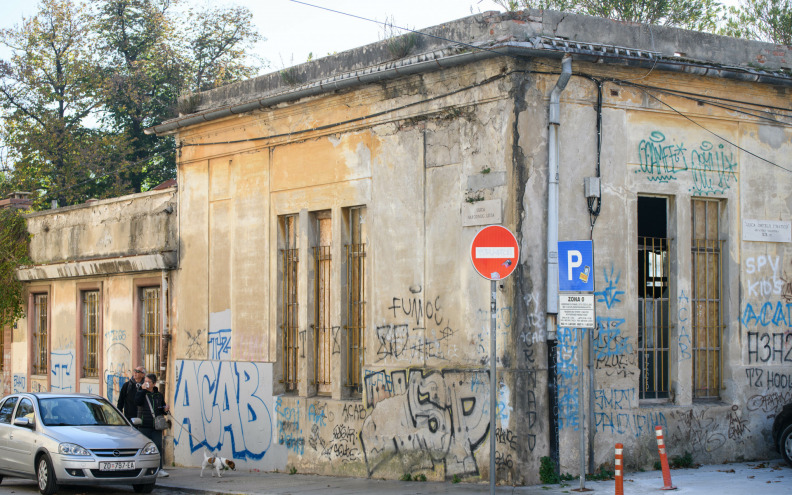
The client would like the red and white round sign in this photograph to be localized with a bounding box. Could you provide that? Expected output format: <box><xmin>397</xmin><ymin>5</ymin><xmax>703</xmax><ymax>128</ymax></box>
<box><xmin>470</xmin><ymin>225</ymin><xmax>520</xmax><ymax>280</ymax></box>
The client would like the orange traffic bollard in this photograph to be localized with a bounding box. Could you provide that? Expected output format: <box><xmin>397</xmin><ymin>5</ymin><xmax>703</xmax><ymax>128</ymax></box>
<box><xmin>615</xmin><ymin>443</ymin><xmax>624</xmax><ymax>495</ymax></box>
<box><xmin>654</xmin><ymin>426</ymin><xmax>677</xmax><ymax>490</ymax></box>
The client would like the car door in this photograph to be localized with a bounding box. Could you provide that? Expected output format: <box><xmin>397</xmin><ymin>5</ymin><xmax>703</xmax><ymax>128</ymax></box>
<box><xmin>0</xmin><ymin>397</ymin><xmax>19</xmax><ymax>473</ymax></box>
<box><xmin>7</xmin><ymin>398</ymin><xmax>37</xmax><ymax>475</ymax></box>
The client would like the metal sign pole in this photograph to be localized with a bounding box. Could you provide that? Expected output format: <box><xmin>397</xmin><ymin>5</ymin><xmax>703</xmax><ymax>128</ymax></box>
<box><xmin>490</xmin><ymin>278</ymin><xmax>497</xmax><ymax>495</ymax></box>
<box><xmin>578</xmin><ymin>326</ymin><xmax>586</xmax><ymax>491</ymax></box>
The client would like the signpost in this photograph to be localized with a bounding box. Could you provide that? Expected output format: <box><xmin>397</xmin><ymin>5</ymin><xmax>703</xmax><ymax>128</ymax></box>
<box><xmin>470</xmin><ymin>225</ymin><xmax>519</xmax><ymax>495</ymax></box>
<box><xmin>558</xmin><ymin>240</ymin><xmax>595</xmax><ymax>492</ymax></box>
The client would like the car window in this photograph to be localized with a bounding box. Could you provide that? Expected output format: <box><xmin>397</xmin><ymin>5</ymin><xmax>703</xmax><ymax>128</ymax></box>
<box><xmin>40</xmin><ymin>397</ymin><xmax>127</xmax><ymax>426</ymax></box>
<box><xmin>13</xmin><ymin>398</ymin><xmax>35</xmax><ymax>423</ymax></box>
<box><xmin>0</xmin><ymin>397</ymin><xmax>19</xmax><ymax>424</ymax></box>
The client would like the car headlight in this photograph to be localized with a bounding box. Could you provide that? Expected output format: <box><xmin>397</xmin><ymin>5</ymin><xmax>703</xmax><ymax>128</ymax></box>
<box><xmin>58</xmin><ymin>443</ymin><xmax>91</xmax><ymax>456</ymax></box>
<box><xmin>141</xmin><ymin>442</ymin><xmax>159</xmax><ymax>455</ymax></box>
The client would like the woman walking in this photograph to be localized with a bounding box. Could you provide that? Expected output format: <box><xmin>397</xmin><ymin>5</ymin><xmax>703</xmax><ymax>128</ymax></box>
<box><xmin>135</xmin><ymin>373</ymin><xmax>170</xmax><ymax>477</ymax></box>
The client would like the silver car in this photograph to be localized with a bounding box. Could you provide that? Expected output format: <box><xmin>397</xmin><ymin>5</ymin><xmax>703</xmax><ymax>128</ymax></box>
<box><xmin>0</xmin><ymin>393</ymin><xmax>160</xmax><ymax>494</ymax></box>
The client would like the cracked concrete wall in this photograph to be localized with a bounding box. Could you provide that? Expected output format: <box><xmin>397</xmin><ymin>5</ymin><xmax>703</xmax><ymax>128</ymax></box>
<box><xmin>168</xmin><ymin>45</ymin><xmax>792</xmax><ymax>485</ymax></box>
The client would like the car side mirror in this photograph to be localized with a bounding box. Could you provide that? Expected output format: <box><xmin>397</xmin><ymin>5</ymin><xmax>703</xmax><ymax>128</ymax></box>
<box><xmin>130</xmin><ymin>417</ymin><xmax>142</xmax><ymax>427</ymax></box>
<box><xmin>13</xmin><ymin>417</ymin><xmax>33</xmax><ymax>428</ymax></box>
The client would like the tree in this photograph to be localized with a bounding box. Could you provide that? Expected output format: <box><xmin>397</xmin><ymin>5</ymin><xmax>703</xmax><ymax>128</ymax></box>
<box><xmin>0</xmin><ymin>0</ymin><xmax>125</xmax><ymax>207</ymax></box>
<box><xmin>722</xmin><ymin>0</ymin><xmax>792</xmax><ymax>44</ymax></box>
<box><xmin>0</xmin><ymin>208</ymin><xmax>30</xmax><ymax>331</ymax></box>
<box><xmin>492</xmin><ymin>0</ymin><xmax>724</xmax><ymax>32</ymax></box>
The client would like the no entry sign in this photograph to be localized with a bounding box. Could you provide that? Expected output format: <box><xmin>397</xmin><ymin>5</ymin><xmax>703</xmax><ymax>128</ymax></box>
<box><xmin>470</xmin><ymin>225</ymin><xmax>520</xmax><ymax>280</ymax></box>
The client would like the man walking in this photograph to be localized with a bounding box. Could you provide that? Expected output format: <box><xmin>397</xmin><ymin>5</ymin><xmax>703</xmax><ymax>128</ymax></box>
<box><xmin>117</xmin><ymin>366</ymin><xmax>146</xmax><ymax>421</ymax></box>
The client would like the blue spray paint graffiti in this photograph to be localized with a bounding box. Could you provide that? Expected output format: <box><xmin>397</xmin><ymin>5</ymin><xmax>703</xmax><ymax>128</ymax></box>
<box><xmin>51</xmin><ymin>351</ymin><xmax>74</xmax><ymax>392</ymax></box>
<box><xmin>594</xmin><ymin>267</ymin><xmax>624</xmax><ymax>309</ymax></box>
<box><xmin>275</xmin><ymin>397</ymin><xmax>304</xmax><ymax>455</ymax></box>
<box><xmin>173</xmin><ymin>360</ymin><xmax>274</xmax><ymax>461</ymax></box>
<box><xmin>594</xmin><ymin>317</ymin><xmax>632</xmax><ymax>359</ymax></box>
<box><xmin>678</xmin><ymin>290</ymin><xmax>692</xmax><ymax>360</ymax></box>
<box><xmin>558</xmin><ymin>327</ymin><xmax>581</xmax><ymax>430</ymax></box>
<box><xmin>13</xmin><ymin>374</ymin><xmax>26</xmax><ymax>393</ymax></box>
<box><xmin>208</xmin><ymin>328</ymin><xmax>232</xmax><ymax>361</ymax></box>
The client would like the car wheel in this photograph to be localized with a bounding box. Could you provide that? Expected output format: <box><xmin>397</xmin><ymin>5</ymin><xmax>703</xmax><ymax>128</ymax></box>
<box><xmin>781</xmin><ymin>423</ymin><xmax>792</xmax><ymax>467</ymax></box>
<box><xmin>36</xmin><ymin>454</ymin><xmax>57</xmax><ymax>495</ymax></box>
<box><xmin>133</xmin><ymin>483</ymin><xmax>155</xmax><ymax>493</ymax></box>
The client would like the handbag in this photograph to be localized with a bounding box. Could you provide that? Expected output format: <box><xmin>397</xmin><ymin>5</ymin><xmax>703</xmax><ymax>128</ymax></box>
<box><xmin>145</xmin><ymin>395</ymin><xmax>169</xmax><ymax>431</ymax></box>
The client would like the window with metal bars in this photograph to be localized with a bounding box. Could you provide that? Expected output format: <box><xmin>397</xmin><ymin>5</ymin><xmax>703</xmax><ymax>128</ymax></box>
<box><xmin>140</xmin><ymin>287</ymin><xmax>160</xmax><ymax>375</ymax></box>
<box><xmin>280</xmin><ymin>215</ymin><xmax>299</xmax><ymax>392</ymax></box>
<box><xmin>82</xmin><ymin>291</ymin><xmax>100</xmax><ymax>378</ymax></box>
<box><xmin>313</xmin><ymin>212</ymin><xmax>332</xmax><ymax>394</ymax></box>
<box><xmin>32</xmin><ymin>293</ymin><xmax>48</xmax><ymax>375</ymax></box>
<box><xmin>691</xmin><ymin>199</ymin><xmax>723</xmax><ymax>400</ymax></box>
<box><xmin>637</xmin><ymin>197</ymin><xmax>670</xmax><ymax>400</ymax></box>
<box><xmin>344</xmin><ymin>207</ymin><xmax>366</xmax><ymax>392</ymax></box>
<box><xmin>0</xmin><ymin>318</ymin><xmax>4</xmax><ymax>372</ymax></box>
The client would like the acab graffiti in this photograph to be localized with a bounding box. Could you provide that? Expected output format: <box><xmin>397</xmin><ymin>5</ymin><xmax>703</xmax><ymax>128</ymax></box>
<box><xmin>173</xmin><ymin>360</ymin><xmax>275</xmax><ymax>462</ymax></box>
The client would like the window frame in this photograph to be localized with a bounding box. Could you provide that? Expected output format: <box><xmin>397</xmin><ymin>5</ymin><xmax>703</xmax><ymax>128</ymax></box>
<box><xmin>134</xmin><ymin>277</ymin><xmax>162</xmax><ymax>377</ymax></box>
<box><xmin>76</xmin><ymin>283</ymin><xmax>103</xmax><ymax>385</ymax></box>
<box><xmin>28</xmin><ymin>287</ymin><xmax>51</xmax><ymax>386</ymax></box>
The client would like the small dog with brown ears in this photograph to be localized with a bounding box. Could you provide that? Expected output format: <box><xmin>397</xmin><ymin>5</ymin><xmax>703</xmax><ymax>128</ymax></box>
<box><xmin>200</xmin><ymin>450</ymin><xmax>237</xmax><ymax>477</ymax></box>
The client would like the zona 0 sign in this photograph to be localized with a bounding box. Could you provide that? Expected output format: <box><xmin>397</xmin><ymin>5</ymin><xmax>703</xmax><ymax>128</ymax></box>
<box><xmin>470</xmin><ymin>225</ymin><xmax>520</xmax><ymax>280</ymax></box>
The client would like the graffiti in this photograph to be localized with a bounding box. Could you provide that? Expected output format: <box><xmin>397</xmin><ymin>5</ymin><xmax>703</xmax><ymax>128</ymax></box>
<box><xmin>495</xmin><ymin>451</ymin><xmax>514</xmax><ymax>470</ymax></box>
<box><xmin>308</xmin><ymin>403</ymin><xmax>330</xmax><ymax>426</ymax></box>
<box><xmin>104</xmin><ymin>342</ymin><xmax>131</xmax><ymax>404</ymax></box>
<box><xmin>332</xmin><ymin>326</ymin><xmax>341</xmax><ymax>354</ymax></box>
<box><xmin>333</xmin><ymin>424</ymin><xmax>357</xmax><ymax>443</ymax></box>
<box><xmin>678</xmin><ymin>290</ymin><xmax>692</xmax><ymax>360</ymax></box>
<box><xmin>173</xmin><ymin>360</ymin><xmax>275</xmax><ymax>462</ymax></box>
<box><xmin>105</xmin><ymin>329</ymin><xmax>127</xmax><ymax>342</ymax></box>
<box><xmin>364</xmin><ymin>369</ymin><xmax>407</xmax><ymax>408</ymax></box>
<box><xmin>594</xmin><ymin>388</ymin><xmax>636</xmax><ymax>410</ymax></box>
<box><xmin>497</xmin><ymin>382</ymin><xmax>512</xmax><ymax>429</ymax></box>
<box><xmin>208</xmin><ymin>328</ymin><xmax>232</xmax><ymax>361</ymax></box>
<box><xmin>746</xmin><ymin>367</ymin><xmax>792</xmax><ymax>389</ymax></box>
<box><xmin>594</xmin><ymin>317</ymin><xmax>632</xmax><ymax>359</ymax></box>
<box><xmin>636</xmin><ymin>131</ymin><xmax>738</xmax><ymax>195</ymax></box>
<box><xmin>558</xmin><ymin>327</ymin><xmax>580</xmax><ymax>430</ymax></box>
<box><xmin>670</xmin><ymin>410</ymin><xmax>726</xmax><ymax>454</ymax></box>
<box><xmin>728</xmin><ymin>405</ymin><xmax>749</xmax><ymax>440</ymax></box>
<box><xmin>375</xmin><ymin>324</ymin><xmax>455</xmax><ymax>364</ymax></box>
<box><xmin>31</xmin><ymin>381</ymin><xmax>47</xmax><ymax>392</ymax></box>
<box><xmin>13</xmin><ymin>374</ymin><xmax>26</xmax><ymax>393</ymax></box>
<box><xmin>747</xmin><ymin>391</ymin><xmax>792</xmax><ymax>413</ymax></box>
<box><xmin>495</xmin><ymin>427</ymin><xmax>517</xmax><ymax>450</ymax></box>
<box><xmin>185</xmin><ymin>329</ymin><xmax>206</xmax><ymax>359</ymax></box>
<box><xmin>746</xmin><ymin>256</ymin><xmax>784</xmax><ymax>297</ymax></box>
<box><xmin>746</xmin><ymin>331</ymin><xmax>792</xmax><ymax>364</ymax></box>
<box><xmin>342</xmin><ymin>403</ymin><xmax>367</xmax><ymax>422</ymax></box>
<box><xmin>595</xmin><ymin>411</ymin><xmax>666</xmax><ymax>437</ymax></box>
<box><xmin>275</xmin><ymin>397</ymin><xmax>303</xmax><ymax>455</ymax></box>
<box><xmin>361</xmin><ymin>369</ymin><xmax>490</xmax><ymax>479</ymax></box>
<box><xmin>51</xmin><ymin>350</ymin><xmax>74</xmax><ymax>392</ymax></box>
<box><xmin>523</xmin><ymin>370</ymin><xmax>538</xmax><ymax>452</ymax></box>
<box><xmin>474</xmin><ymin>306</ymin><xmax>514</xmax><ymax>366</ymax></box>
<box><xmin>741</xmin><ymin>301</ymin><xmax>792</xmax><ymax>327</ymax></box>
<box><xmin>594</xmin><ymin>266</ymin><xmax>624</xmax><ymax>309</ymax></box>
<box><xmin>388</xmin><ymin>289</ymin><xmax>445</xmax><ymax>327</ymax></box>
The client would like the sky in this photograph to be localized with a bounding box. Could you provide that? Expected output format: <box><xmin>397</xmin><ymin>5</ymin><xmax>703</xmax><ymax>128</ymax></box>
<box><xmin>0</xmin><ymin>0</ymin><xmax>746</xmax><ymax>76</ymax></box>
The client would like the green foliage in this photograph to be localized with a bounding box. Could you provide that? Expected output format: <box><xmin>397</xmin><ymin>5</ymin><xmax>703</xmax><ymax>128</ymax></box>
<box><xmin>586</xmin><ymin>464</ymin><xmax>615</xmax><ymax>481</ymax></box>
<box><xmin>0</xmin><ymin>0</ymin><xmax>264</xmax><ymax>209</ymax></box>
<box><xmin>722</xmin><ymin>0</ymin><xmax>792</xmax><ymax>44</ymax></box>
<box><xmin>670</xmin><ymin>451</ymin><xmax>695</xmax><ymax>469</ymax></box>
<box><xmin>540</xmin><ymin>456</ymin><xmax>559</xmax><ymax>484</ymax></box>
<box><xmin>380</xmin><ymin>16</ymin><xmax>418</xmax><ymax>59</ymax></box>
<box><xmin>654</xmin><ymin>460</ymin><xmax>662</xmax><ymax>470</ymax></box>
<box><xmin>452</xmin><ymin>474</ymin><xmax>461</xmax><ymax>483</ymax></box>
<box><xmin>493</xmin><ymin>0</ymin><xmax>725</xmax><ymax>32</ymax></box>
<box><xmin>415</xmin><ymin>474</ymin><xmax>427</xmax><ymax>482</ymax></box>
<box><xmin>289</xmin><ymin>466</ymin><xmax>297</xmax><ymax>475</ymax></box>
<box><xmin>400</xmin><ymin>473</ymin><xmax>412</xmax><ymax>481</ymax></box>
<box><xmin>0</xmin><ymin>209</ymin><xmax>30</xmax><ymax>329</ymax></box>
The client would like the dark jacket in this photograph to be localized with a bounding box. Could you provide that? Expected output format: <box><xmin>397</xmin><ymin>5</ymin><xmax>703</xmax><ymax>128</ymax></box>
<box><xmin>135</xmin><ymin>386</ymin><xmax>166</xmax><ymax>429</ymax></box>
<box><xmin>117</xmin><ymin>379</ymin><xmax>141</xmax><ymax>420</ymax></box>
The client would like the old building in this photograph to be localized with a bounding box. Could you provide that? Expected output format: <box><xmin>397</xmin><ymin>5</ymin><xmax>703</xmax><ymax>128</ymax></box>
<box><xmin>6</xmin><ymin>188</ymin><xmax>177</xmax><ymax>412</ymax></box>
<box><xmin>144</xmin><ymin>9</ymin><xmax>792</xmax><ymax>485</ymax></box>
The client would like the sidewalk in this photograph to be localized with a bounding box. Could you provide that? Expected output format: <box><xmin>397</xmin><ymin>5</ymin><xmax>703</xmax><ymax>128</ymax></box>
<box><xmin>155</xmin><ymin>459</ymin><xmax>791</xmax><ymax>495</ymax></box>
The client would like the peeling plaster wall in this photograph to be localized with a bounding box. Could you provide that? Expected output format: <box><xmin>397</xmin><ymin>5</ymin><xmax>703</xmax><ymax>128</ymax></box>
<box><xmin>170</xmin><ymin>46</ymin><xmax>792</xmax><ymax>485</ymax></box>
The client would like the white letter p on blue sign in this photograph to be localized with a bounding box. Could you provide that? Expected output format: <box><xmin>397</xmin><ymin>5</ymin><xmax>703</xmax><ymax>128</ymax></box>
<box><xmin>567</xmin><ymin>250</ymin><xmax>582</xmax><ymax>280</ymax></box>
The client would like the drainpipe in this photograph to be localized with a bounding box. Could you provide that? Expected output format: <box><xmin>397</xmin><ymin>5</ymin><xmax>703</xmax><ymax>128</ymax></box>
<box><xmin>546</xmin><ymin>54</ymin><xmax>572</xmax><ymax>337</ymax></box>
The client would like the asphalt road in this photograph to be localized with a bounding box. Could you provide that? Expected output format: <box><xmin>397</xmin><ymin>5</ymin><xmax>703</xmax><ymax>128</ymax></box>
<box><xmin>0</xmin><ymin>477</ymin><xmax>190</xmax><ymax>495</ymax></box>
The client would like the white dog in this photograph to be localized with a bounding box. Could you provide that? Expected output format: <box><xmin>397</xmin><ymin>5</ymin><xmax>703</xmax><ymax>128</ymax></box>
<box><xmin>200</xmin><ymin>450</ymin><xmax>237</xmax><ymax>477</ymax></box>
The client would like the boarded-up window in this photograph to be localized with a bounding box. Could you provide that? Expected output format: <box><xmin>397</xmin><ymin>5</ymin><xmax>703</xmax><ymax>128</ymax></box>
<box><xmin>82</xmin><ymin>291</ymin><xmax>100</xmax><ymax>378</ymax></box>
<box><xmin>345</xmin><ymin>207</ymin><xmax>366</xmax><ymax>391</ymax></box>
<box><xmin>33</xmin><ymin>294</ymin><xmax>48</xmax><ymax>375</ymax></box>
<box><xmin>280</xmin><ymin>215</ymin><xmax>299</xmax><ymax>391</ymax></box>
<box><xmin>691</xmin><ymin>199</ymin><xmax>723</xmax><ymax>399</ymax></box>
<box><xmin>313</xmin><ymin>212</ymin><xmax>332</xmax><ymax>394</ymax></box>
<box><xmin>140</xmin><ymin>287</ymin><xmax>161</xmax><ymax>375</ymax></box>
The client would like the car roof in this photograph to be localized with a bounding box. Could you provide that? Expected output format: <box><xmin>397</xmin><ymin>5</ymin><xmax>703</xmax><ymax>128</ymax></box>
<box><xmin>1</xmin><ymin>393</ymin><xmax>105</xmax><ymax>400</ymax></box>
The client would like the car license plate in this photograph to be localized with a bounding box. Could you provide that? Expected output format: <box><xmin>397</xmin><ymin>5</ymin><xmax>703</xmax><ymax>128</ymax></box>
<box><xmin>99</xmin><ymin>461</ymin><xmax>135</xmax><ymax>471</ymax></box>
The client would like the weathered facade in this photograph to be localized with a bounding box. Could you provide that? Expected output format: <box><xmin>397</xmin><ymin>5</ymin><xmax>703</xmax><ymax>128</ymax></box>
<box><xmin>6</xmin><ymin>188</ymin><xmax>177</xmax><ymax>421</ymax></box>
<box><xmin>148</xmin><ymin>9</ymin><xmax>791</xmax><ymax>485</ymax></box>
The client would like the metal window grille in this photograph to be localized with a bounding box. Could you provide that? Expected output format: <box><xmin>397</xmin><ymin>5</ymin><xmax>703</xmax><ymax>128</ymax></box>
<box><xmin>82</xmin><ymin>291</ymin><xmax>100</xmax><ymax>378</ymax></box>
<box><xmin>33</xmin><ymin>294</ymin><xmax>48</xmax><ymax>375</ymax></box>
<box><xmin>692</xmin><ymin>199</ymin><xmax>723</xmax><ymax>399</ymax></box>
<box><xmin>313</xmin><ymin>245</ymin><xmax>332</xmax><ymax>392</ymax></box>
<box><xmin>280</xmin><ymin>215</ymin><xmax>299</xmax><ymax>392</ymax></box>
<box><xmin>344</xmin><ymin>207</ymin><xmax>366</xmax><ymax>391</ymax></box>
<box><xmin>638</xmin><ymin>237</ymin><xmax>671</xmax><ymax>400</ymax></box>
<box><xmin>140</xmin><ymin>287</ymin><xmax>160</xmax><ymax>375</ymax></box>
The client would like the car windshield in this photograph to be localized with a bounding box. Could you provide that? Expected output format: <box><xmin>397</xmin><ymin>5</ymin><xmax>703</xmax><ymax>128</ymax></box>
<box><xmin>39</xmin><ymin>397</ymin><xmax>128</xmax><ymax>426</ymax></box>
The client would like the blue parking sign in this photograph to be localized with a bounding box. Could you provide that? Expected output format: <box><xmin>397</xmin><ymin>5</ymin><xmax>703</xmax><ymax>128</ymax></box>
<box><xmin>558</xmin><ymin>240</ymin><xmax>594</xmax><ymax>292</ymax></box>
